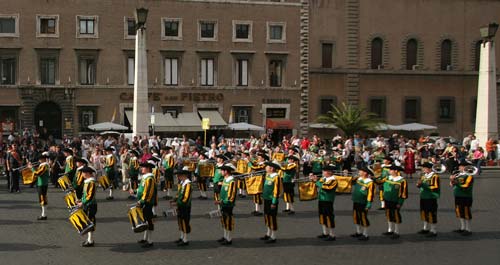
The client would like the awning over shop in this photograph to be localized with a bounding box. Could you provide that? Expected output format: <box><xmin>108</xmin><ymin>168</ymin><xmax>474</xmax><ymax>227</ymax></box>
<box><xmin>198</xmin><ymin>110</ymin><xmax>227</xmax><ymax>129</ymax></box>
<box><xmin>266</xmin><ymin>119</ymin><xmax>293</xmax><ymax>129</ymax></box>
<box><xmin>126</xmin><ymin>111</ymin><xmax>203</xmax><ymax>132</ymax></box>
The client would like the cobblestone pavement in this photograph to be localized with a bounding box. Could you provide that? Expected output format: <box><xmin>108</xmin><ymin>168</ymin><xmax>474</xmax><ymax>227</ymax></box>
<box><xmin>0</xmin><ymin>172</ymin><xmax>499</xmax><ymax>265</ymax></box>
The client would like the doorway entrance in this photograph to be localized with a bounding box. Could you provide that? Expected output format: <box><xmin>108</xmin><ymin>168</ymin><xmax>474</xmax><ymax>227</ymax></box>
<box><xmin>34</xmin><ymin>101</ymin><xmax>62</xmax><ymax>139</ymax></box>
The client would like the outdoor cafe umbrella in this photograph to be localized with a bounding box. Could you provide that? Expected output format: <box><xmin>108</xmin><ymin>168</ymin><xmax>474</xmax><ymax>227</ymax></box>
<box><xmin>393</xmin><ymin>123</ymin><xmax>437</xmax><ymax>131</ymax></box>
<box><xmin>88</xmin><ymin>122</ymin><xmax>128</xmax><ymax>131</ymax></box>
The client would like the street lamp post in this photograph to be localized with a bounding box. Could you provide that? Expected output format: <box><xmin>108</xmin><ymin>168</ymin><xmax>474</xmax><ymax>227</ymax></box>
<box><xmin>132</xmin><ymin>7</ymin><xmax>149</xmax><ymax>138</ymax></box>
<box><xmin>475</xmin><ymin>22</ymin><xmax>498</xmax><ymax>149</ymax></box>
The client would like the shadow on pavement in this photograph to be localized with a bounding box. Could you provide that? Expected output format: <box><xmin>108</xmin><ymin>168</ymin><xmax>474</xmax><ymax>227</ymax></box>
<box><xmin>0</xmin><ymin>219</ymin><xmax>33</xmax><ymax>225</ymax></box>
<box><xmin>0</xmin><ymin>243</ymin><xmax>61</xmax><ymax>252</ymax></box>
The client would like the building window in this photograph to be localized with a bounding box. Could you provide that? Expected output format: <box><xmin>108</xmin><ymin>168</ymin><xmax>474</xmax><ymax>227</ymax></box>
<box><xmin>37</xmin><ymin>15</ymin><xmax>59</xmax><ymax>37</ymax></box>
<box><xmin>199</xmin><ymin>21</ymin><xmax>217</xmax><ymax>41</ymax></box>
<box><xmin>404</xmin><ymin>97</ymin><xmax>420</xmax><ymax>122</ymax></box>
<box><xmin>0</xmin><ymin>57</ymin><xmax>16</xmax><ymax>85</ymax></box>
<box><xmin>369</xmin><ymin>97</ymin><xmax>386</xmax><ymax>120</ymax></box>
<box><xmin>79</xmin><ymin>57</ymin><xmax>96</xmax><ymax>85</ymax></box>
<box><xmin>79</xmin><ymin>107</ymin><xmax>97</xmax><ymax>131</ymax></box>
<box><xmin>234</xmin><ymin>107</ymin><xmax>252</xmax><ymax>123</ymax></box>
<box><xmin>164</xmin><ymin>58</ymin><xmax>179</xmax><ymax>86</ymax></box>
<box><xmin>77</xmin><ymin>16</ymin><xmax>98</xmax><ymax>38</ymax></box>
<box><xmin>267</xmin><ymin>22</ymin><xmax>286</xmax><ymax>43</ymax></box>
<box><xmin>266</xmin><ymin>108</ymin><xmax>287</xmax><ymax>119</ymax></box>
<box><xmin>233</xmin><ymin>21</ymin><xmax>252</xmax><ymax>42</ymax></box>
<box><xmin>474</xmin><ymin>40</ymin><xmax>482</xmax><ymax>71</ymax></box>
<box><xmin>406</xmin><ymin>39</ymin><xmax>418</xmax><ymax>70</ymax></box>
<box><xmin>0</xmin><ymin>15</ymin><xmax>19</xmax><ymax>37</ymax></box>
<box><xmin>200</xmin><ymin>58</ymin><xmax>215</xmax><ymax>86</ymax></box>
<box><xmin>162</xmin><ymin>106</ymin><xmax>182</xmax><ymax>118</ymax></box>
<box><xmin>440</xmin><ymin>39</ymin><xmax>452</xmax><ymax>70</ymax></box>
<box><xmin>236</xmin><ymin>59</ymin><xmax>249</xmax><ymax>86</ymax></box>
<box><xmin>124</xmin><ymin>17</ymin><xmax>136</xmax><ymax>39</ymax></box>
<box><xmin>319</xmin><ymin>97</ymin><xmax>336</xmax><ymax>115</ymax></box>
<box><xmin>162</xmin><ymin>18</ymin><xmax>182</xmax><ymax>40</ymax></box>
<box><xmin>321</xmin><ymin>43</ymin><xmax>333</xmax><ymax>68</ymax></box>
<box><xmin>40</xmin><ymin>58</ymin><xmax>57</xmax><ymax>85</ymax></box>
<box><xmin>438</xmin><ymin>97</ymin><xmax>455</xmax><ymax>122</ymax></box>
<box><xmin>371</xmin><ymin>37</ymin><xmax>383</xmax><ymax>69</ymax></box>
<box><xmin>127</xmin><ymin>57</ymin><xmax>134</xmax><ymax>85</ymax></box>
<box><xmin>269</xmin><ymin>59</ymin><xmax>283</xmax><ymax>87</ymax></box>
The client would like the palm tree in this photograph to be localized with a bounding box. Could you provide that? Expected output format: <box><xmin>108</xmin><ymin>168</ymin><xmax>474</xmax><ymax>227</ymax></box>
<box><xmin>316</xmin><ymin>102</ymin><xmax>380</xmax><ymax>137</ymax></box>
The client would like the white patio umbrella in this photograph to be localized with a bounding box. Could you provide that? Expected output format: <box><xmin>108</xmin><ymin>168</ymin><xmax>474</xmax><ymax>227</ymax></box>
<box><xmin>88</xmin><ymin>122</ymin><xmax>128</xmax><ymax>131</ymax></box>
<box><xmin>374</xmin><ymin>123</ymin><xmax>399</xmax><ymax>131</ymax></box>
<box><xmin>394</xmin><ymin>123</ymin><xmax>437</xmax><ymax>131</ymax></box>
<box><xmin>228</xmin><ymin>122</ymin><xmax>265</xmax><ymax>131</ymax></box>
<box><xmin>309</xmin><ymin>123</ymin><xmax>338</xmax><ymax>129</ymax></box>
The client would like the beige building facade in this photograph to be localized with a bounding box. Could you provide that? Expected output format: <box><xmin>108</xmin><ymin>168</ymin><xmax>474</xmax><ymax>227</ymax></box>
<box><xmin>1</xmin><ymin>0</ymin><xmax>500</xmax><ymax>139</ymax></box>
<box><xmin>0</xmin><ymin>0</ymin><xmax>302</xmax><ymax>139</ymax></box>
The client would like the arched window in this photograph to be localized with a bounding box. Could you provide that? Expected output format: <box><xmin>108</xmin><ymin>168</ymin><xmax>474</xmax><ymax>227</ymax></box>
<box><xmin>371</xmin><ymin>37</ymin><xmax>383</xmax><ymax>69</ymax></box>
<box><xmin>406</xmin><ymin>39</ymin><xmax>418</xmax><ymax>70</ymax></box>
<box><xmin>474</xmin><ymin>40</ymin><xmax>482</xmax><ymax>71</ymax></box>
<box><xmin>440</xmin><ymin>39</ymin><xmax>452</xmax><ymax>70</ymax></box>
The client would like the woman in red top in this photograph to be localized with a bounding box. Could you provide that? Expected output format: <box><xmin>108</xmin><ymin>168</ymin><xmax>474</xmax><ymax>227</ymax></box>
<box><xmin>403</xmin><ymin>146</ymin><xmax>416</xmax><ymax>179</ymax></box>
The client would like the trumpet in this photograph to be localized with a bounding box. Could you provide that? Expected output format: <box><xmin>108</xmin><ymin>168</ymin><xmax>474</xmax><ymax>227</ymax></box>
<box><xmin>292</xmin><ymin>176</ymin><xmax>315</xmax><ymax>183</ymax></box>
<box><xmin>233</xmin><ymin>170</ymin><xmax>266</xmax><ymax>179</ymax></box>
<box><xmin>13</xmin><ymin>162</ymin><xmax>40</xmax><ymax>171</ymax></box>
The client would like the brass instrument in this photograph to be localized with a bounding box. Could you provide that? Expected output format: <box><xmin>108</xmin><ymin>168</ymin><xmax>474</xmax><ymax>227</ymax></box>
<box><xmin>13</xmin><ymin>162</ymin><xmax>40</xmax><ymax>171</ymax></box>
<box><xmin>431</xmin><ymin>163</ymin><xmax>447</xmax><ymax>174</ymax></box>
<box><xmin>449</xmin><ymin>165</ymin><xmax>478</xmax><ymax>186</ymax></box>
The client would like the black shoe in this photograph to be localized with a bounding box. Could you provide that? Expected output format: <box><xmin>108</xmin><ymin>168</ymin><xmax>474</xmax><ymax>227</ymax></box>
<box><xmin>390</xmin><ymin>233</ymin><xmax>400</xmax><ymax>239</ymax></box>
<box><xmin>37</xmin><ymin>216</ymin><xmax>47</xmax><ymax>220</ymax></box>
<box><xmin>265</xmin><ymin>238</ymin><xmax>276</xmax><ymax>244</ymax></box>
<box><xmin>417</xmin><ymin>229</ymin><xmax>430</xmax><ymax>235</ymax></box>
<box><xmin>283</xmin><ymin>209</ymin><xmax>290</xmax><ymax>213</ymax></box>
<box><xmin>163</xmin><ymin>195</ymin><xmax>173</xmax><ymax>200</ymax></box>
<box><xmin>382</xmin><ymin>231</ymin><xmax>394</xmax><ymax>236</ymax></box>
<box><xmin>198</xmin><ymin>196</ymin><xmax>208</xmax><ymax>200</ymax></box>
<box><xmin>253</xmin><ymin>211</ymin><xmax>263</xmax><ymax>216</ymax></box>
<box><xmin>426</xmin><ymin>232</ymin><xmax>438</xmax><ymax>237</ymax></box>
<box><xmin>153</xmin><ymin>214</ymin><xmax>158</xmax><ymax>218</ymax></box>
<box><xmin>221</xmin><ymin>240</ymin><xmax>232</xmax><ymax>245</ymax></box>
<box><xmin>287</xmin><ymin>211</ymin><xmax>295</xmax><ymax>215</ymax></box>
<box><xmin>82</xmin><ymin>241</ymin><xmax>94</xmax><ymax>247</ymax></box>
<box><xmin>177</xmin><ymin>241</ymin><xmax>189</xmax><ymax>247</ymax></box>
<box><xmin>239</xmin><ymin>194</ymin><xmax>246</xmax><ymax>198</ymax></box>
<box><xmin>324</xmin><ymin>236</ymin><xmax>336</xmax><ymax>241</ymax></box>
<box><xmin>453</xmin><ymin>229</ymin><xmax>465</xmax><ymax>233</ymax></box>
<box><xmin>377</xmin><ymin>207</ymin><xmax>385</xmax><ymax>210</ymax></box>
<box><xmin>127</xmin><ymin>195</ymin><xmax>136</xmax><ymax>200</ymax></box>
<box><xmin>461</xmin><ymin>231</ymin><xmax>472</xmax><ymax>236</ymax></box>
<box><xmin>141</xmin><ymin>242</ymin><xmax>154</xmax><ymax>248</ymax></box>
<box><xmin>260</xmin><ymin>235</ymin><xmax>270</xmax><ymax>240</ymax></box>
<box><xmin>317</xmin><ymin>234</ymin><xmax>328</xmax><ymax>239</ymax></box>
<box><xmin>350</xmin><ymin>233</ymin><xmax>362</xmax><ymax>238</ymax></box>
<box><xmin>106</xmin><ymin>196</ymin><xmax>114</xmax><ymax>200</ymax></box>
<box><xmin>217</xmin><ymin>237</ymin><xmax>226</xmax><ymax>243</ymax></box>
<box><xmin>358</xmin><ymin>235</ymin><xmax>369</xmax><ymax>241</ymax></box>
<box><xmin>137</xmin><ymin>239</ymin><xmax>147</xmax><ymax>244</ymax></box>
<box><xmin>173</xmin><ymin>238</ymin><xmax>183</xmax><ymax>244</ymax></box>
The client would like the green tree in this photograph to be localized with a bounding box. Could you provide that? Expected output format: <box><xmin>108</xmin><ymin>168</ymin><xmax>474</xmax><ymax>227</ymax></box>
<box><xmin>316</xmin><ymin>102</ymin><xmax>380</xmax><ymax>137</ymax></box>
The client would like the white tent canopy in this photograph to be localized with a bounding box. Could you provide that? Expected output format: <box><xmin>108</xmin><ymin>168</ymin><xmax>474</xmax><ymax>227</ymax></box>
<box><xmin>394</xmin><ymin>123</ymin><xmax>437</xmax><ymax>131</ymax></box>
<box><xmin>88</xmin><ymin>122</ymin><xmax>128</xmax><ymax>131</ymax></box>
<box><xmin>228</xmin><ymin>122</ymin><xmax>265</xmax><ymax>131</ymax></box>
<box><xmin>309</xmin><ymin>123</ymin><xmax>338</xmax><ymax>129</ymax></box>
<box><xmin>374</xmin><ymin>123</ymin><xmax>399</xmax><ymax>131</ymax></box>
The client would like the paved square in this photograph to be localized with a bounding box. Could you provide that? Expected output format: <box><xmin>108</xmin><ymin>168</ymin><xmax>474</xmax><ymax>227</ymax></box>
<box><xmin>1</xmin><ymin>172</ymin><xmax>499</xmax><ymax>265</ymax></box>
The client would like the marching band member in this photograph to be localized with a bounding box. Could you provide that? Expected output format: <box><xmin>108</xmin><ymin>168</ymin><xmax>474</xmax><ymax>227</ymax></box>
<box><xmin>310</xmin><ymin>150</ymin><xmax>324</xmax><ymax>176</ymax></box>
<box><xmin>77</xmin><ymin>166</ymin><xmax>97</xmax><ymax>247</ymax></box>
<box><xmin>72</xmin><ymin>158</ymin><xmax>89</xmax><ymax>200</ymax></box>
<box><xmin>450</xmin><ymin>161</ymin><xmax>474</xmax><ymax>236</ymax></box>
<box><xmin>150</xmin><ymin>156</ymin><xmax>162</xmax><ymax>217</ymax></box>
<box><xmin>128</xmin><ymin>150</ymin><xmax>140</xmax><ymax>200</ymax></box>
<box><xmin>104</xmin><ymin>147</ymin><xmax>116</xmax><ymax>200</ymax></box>
<box><xmin>272</xmin><ymin>147</ymin><xmax>285</xmax><ymax>164</ymax></box>
<box><xmin>374</xmin><ymin>156</ymin><xmax>393</xmax><ymax>210</ymax></box>
<box><xmin>63</xmin><ymin>148</ymin><xmax>76</xmax><ymax>182</ymax></box>
<box><xmin>236</xmin><ymin>151</ymin><xmax>250</xmax><ymax>198</ymax></box>
<box><xmin>31</xmin><ymin>152</ymin><xmax>50</xmax><ymax>220</ymax></box>
<box><xmin>249</xmin><ymin>152</ymin><xmax>267</xmax><ymax>216</ymax></box>
<box><xmin>281</xmin><ymin>155</ymin><xmax>299</xmax><ymax>214</ymax></box>
<box><xmin>351</xmin><ymin>166</ymin><xmax>375</xmax><ymax>241</ymax></box>
<box><xmin>216</xmin><ymin>163</ymin><xmax>237</xmax><ymax>245</ymax></box>
<box><xmin>213</xmin><ymin>154</ymin><xmax>227</xmax><ymax>210</ymax></box>
<box><xmin>381</xmin><ymin>165</ymin><xmax>408</xmax><ymax>239</ymax></box>
<box><xmin>194</xmin><ymin>152</ymin><xmax>210</xmax><ymax>200</ymax></box>
<box><xmin>260</xmin><ymin>160</ymin><xmax>282</xmax><ymax>243</ymax></box>
<box><xmin>310</xmin><ymin>164</ymin><xmax>338</xmax><ymax>241</ymax></box>
<box><xmin>416</xmin><ymin>162</ymin><xmax>440</xmax><ymax>237</ymax></box>
<box><xmin>172</xmin><ymin>166</ymin><xmax>192</xmax><ymax>246</ymax></box>
<box><xmin>162</xmin><ymin>146</ymin><xmax>175</xmax><ymax>199</ymax></box>
<box><xmin>136</xmin><ymin>161</ymin><xmax>157</xmax><ymax>248</ymax></box>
